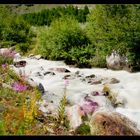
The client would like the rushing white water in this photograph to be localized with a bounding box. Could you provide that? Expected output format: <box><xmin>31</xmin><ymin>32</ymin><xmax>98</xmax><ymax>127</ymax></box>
<box><xmin>12</xmin><ymin>57</ymin><xmax>140</xmax><ymax>129</ymax></box>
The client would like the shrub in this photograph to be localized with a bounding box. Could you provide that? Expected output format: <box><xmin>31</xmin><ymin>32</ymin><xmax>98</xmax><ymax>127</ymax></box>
<box><xmin>0</xmin><ymin>6</ymin><xmax>13</xmax><ymax>40</ymax></box>
<box><xmin>67</xmin><ymin>45</ymin><xmax>95</xmax><ymax>67</ymax></box>
<box><xmin>0</xmin><ymin>41</ymin><xmax>16</xmax><ymax>48</ymax></box>
<box><xmin>16</xmin><ymin>43</ymin><xmax>30</xmax><ymax>54</ymax></box>
<box><xmin>0</xmin><ymin>6</ymin><xmax>34</xmax><ymax>54</ymax></box>
<box><xmin>38</xmin><ymin>16</ymin><xmax>94</xmax><ymax>67</ymax></box>
<box><xmin>2</xmin><ymin>16</ymin><xmax>33</xmax><ymax>43</ymax></box>
<box><xmin>75</xmin><ymin>123</ymin><xmax>91</xmax><ymax>135</ymax></box>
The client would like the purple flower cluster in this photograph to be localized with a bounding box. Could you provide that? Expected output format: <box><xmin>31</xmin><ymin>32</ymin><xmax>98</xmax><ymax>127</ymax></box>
<box><xmin>5</xmin><ymin>51</ymin><xmax>16</xmax><ymax>58</ymax></box>
<box><xmin>0</xmin><ymin>49</ymin><xmax>16</xmax><ymax>59</ymax></box>
<box><xmin>12</xmin><ymin>82</ymin><xmax>28</xmax><ymax>92</ymax></box>
<box><xmin>64</xmin><ymin>79</ymin><xmax>69</xmax><ymax>86</ymax></box>
<box><xmin>1</xmin><ymin>64</ymin><xmax>7</xmax><ymax>69</ymax></box>
<box><xmin>80</xmin><ymin>99</ymin><xmax>99</xmax><ymax>115</ymax></box>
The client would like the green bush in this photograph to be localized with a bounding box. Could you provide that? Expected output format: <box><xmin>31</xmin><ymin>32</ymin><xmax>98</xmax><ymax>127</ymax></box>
<box><xmin>2</xmin><ymin>17</ymin><xmax>33</xmax><ymax>43</ymax></box>
<box><xmin>0</xmin><ymin>41</ymin><xmax>16</xmax><ymax>48</ymax></box>
<box><xmin>2</xmin><ymin>17</ymin><xmax>34</xmax><ymax>54</ymax></box>
<box><xmin>38</xmin><ymin>16</ymin><xmax>94</xmax><ymax>67</ymax></box>
<box><xmin>16</xmin><ymin>43</ymin><xmax>30</xmax><ymax>54</ymax></box>
<box><xmin>66</xmin><ymin>45</ymin><xmax>95</xmax><ymax>67</ymax></box>
<box><xmin>0</xmin><ymin>6</ymin><xmax>34</xmax><ymax>54</ymax></box>
<box><xmin>75</xmin><ymin>123</ymin><xmax>91</xmax><ymax>135</ymax></box>
<box><xmin>0</xmin><ymin>6</ymin><xmax>12</xmax><ymax>40</ymax></box>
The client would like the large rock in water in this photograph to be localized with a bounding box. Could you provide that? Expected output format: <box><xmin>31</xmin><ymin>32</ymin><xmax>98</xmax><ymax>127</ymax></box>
<box><xmin>13</xmin><ymin>60</ymin><xmax>27</xmax><ymax>68</ymax></box>
<box><xmin>106</xmin><ymin>50</ymin><xmax>128</xmax><ymax>70</ymax></box>
<box><xmin>90</xmin><ymin>111</ymin><xmax>140</xmax><ymax>135</ymax></box>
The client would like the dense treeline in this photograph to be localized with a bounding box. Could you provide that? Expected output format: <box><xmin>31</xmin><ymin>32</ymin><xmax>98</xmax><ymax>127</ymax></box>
<box><xmin>21</xmin><ymin>5</ymin><xmax>90</xmax><ymax>26</ymax></box>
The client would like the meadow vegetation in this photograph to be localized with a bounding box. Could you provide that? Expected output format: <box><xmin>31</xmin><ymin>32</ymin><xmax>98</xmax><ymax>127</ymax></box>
<box><xmin>0</xmin><ymin>63</ymin><xmax>90</xmax><ymax>135</ymax></box>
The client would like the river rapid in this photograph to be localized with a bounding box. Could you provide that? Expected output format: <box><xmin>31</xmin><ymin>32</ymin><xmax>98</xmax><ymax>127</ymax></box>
<box><xmin>11</xmin><ymin>57</ymin><xmax>140</xmax><ymax>130</ymax></box>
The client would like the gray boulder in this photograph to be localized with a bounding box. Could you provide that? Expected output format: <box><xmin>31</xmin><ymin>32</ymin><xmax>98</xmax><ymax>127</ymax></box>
<box><xmin>106</xmin><ymin>50</ymin><xmax>128</xmax><ymax>70</ymax></box>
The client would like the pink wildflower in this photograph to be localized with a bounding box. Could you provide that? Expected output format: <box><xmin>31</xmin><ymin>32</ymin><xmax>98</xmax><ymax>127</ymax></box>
<box><xmin>80</xmin><ymin>100</ymin><xmax>98</xmax><ymax>115</ymax></box>
<box><xmin>1</xmin><ymin>64</ymin><xmax>7</xmax><ymax>69</ymax></box>
<box><xmin>12</xmin><ymin>82</ymin><xmax>28</xmax><ymax>92</ymax></box>
<box><xmin>64</xmin><ymin>79</ymin><xmax>69</xmax><ymax>86</ymax></box>
<box><xmin>6</xmin><ymin>51</ymin><xmax>16</xmax><ymax>58</ymax></box>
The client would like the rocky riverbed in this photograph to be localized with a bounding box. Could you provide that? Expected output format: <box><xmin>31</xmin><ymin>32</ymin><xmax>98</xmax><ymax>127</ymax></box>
<box><xmin>11</xmin><ymin>55</ymin><xmax>140</xmax><ymax>133</ymax></box>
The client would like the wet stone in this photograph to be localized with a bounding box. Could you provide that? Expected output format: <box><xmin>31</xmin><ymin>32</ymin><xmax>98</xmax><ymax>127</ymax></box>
<box><xmin>14</xmin><ymin>60</ymin><xmax>27</xmax><ymax>68</ymax></box>
<box><xmin>109</xmin><ymin>78</ymin><xmax>120</xmax><ymax>84</ymax></box>
<box><xmin>44</xmin><ymin>71</ymin><xmax>55</xmax><ymax>76</ymax></box>
<box><xmin>63</xmin><ymin>75</ymin><xmax>71</xmax><ymax>79</ymax></box>
<box><xmin>38</xmin><ymin>83</ymin><xmax>45</xmax><ymax>95</ymax></box>
<box><xmin>75</xmin><ymin>71</ymin><xmax>80</xmax><ymax>75</ymax></box>
<box><xmin>85</xmin><ymin>74</ymin><xmax>96</xmax><ymax>79</ymax></box>
<box><xmin>92</xmin><ymin>80</ymin><xmax>102</xmax><ymax>85</ymax></box>
<box><xmin>91</xmin><ymin>91</ymin><xmax>100</xmax><ymax>96</ymax></box>
<box><xmin>89</xmin><ymin>80</ymin><xmax>102</xmax><ymax>85</ymax></box>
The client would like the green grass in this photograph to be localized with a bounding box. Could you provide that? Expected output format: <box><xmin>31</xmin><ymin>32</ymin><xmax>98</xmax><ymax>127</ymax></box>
<box><xmin>0</xmin><ymin>64</ymin><xmax>74</xmax><ymax>135</ymax></box>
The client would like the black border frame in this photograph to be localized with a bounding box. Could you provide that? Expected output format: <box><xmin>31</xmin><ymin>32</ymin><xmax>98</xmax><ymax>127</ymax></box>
<box><xmin>0</xmin><ymin>0</ymin><xmax>140</xmax><ymax>4</ymax></box>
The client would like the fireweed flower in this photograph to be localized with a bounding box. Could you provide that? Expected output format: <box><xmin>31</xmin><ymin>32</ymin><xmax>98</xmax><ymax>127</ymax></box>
<box><xmin>64</xmin><ymin>79</ymin><xmax>69</xmax><ymax>87</ymax></box>
<box><xmin>12</xmin><ymin>82</ymin><xmax>28</xmax><ymax>92</ymax></box>
<box><xmin>1</xmin><ymin>64</ymin><xmax>7</xmax><ymax>69</ymax></box>
<box><xmin>6</xmin><ymin>51</ymin><xmax>16</xmax><ymax>58</ymax></box>
<box><xmin>64</xmin><ymin>79</ymin><xmax>69</xmax><ymax>96</ymax></box>
<box><xmin>80</xmin><ymin>100</ymin><xmax>98</xmax><ymax>115</ymax></box>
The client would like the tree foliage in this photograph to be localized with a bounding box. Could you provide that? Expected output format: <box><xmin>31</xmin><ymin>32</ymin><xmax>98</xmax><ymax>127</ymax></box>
<box><xmin>38</xmin><ymin>16</ymin><xmax>94</xmax><ymax>67</ymax></box>
<box><xmin>0</xmin><ymin>5</ymin><xmax>34</xmax><ymax>54</ymax></box>
<box><xmin>86</xmin><ymin>4</ymin><xmax>140</xmax><ymax>69</ymax></box>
